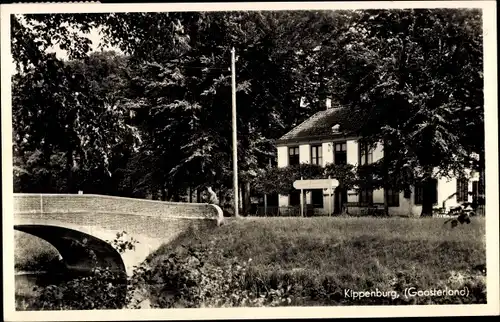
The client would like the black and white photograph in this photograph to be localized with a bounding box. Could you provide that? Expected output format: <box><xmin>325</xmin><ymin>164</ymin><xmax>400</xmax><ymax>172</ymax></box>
<box><xmin>1</xmin><ymin>1</ymin><xmax>498</xmax><ymax>320</ymax></box>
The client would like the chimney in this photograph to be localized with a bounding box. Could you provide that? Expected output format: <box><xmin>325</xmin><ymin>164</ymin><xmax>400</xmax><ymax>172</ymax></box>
<box><xmin>325</xmin><ymin>97</ymin><xmax>332</xmax><ymax>109</ymax></box>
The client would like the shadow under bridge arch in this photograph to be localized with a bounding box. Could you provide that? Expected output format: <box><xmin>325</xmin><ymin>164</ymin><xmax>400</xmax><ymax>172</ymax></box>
<box><xmin>14</xmin><ymin>224</ymin><xmax>127</xmax><ymax>278</ymax></box>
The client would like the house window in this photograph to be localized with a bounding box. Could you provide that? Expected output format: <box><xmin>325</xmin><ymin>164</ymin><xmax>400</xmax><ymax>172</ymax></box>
<box><xmin>359</xmin><ymin>143</ymin><xmax>374</xmax><ymax>165</ymax></box>
<box><xmin>387</xmin><ymin>189</ymin><xmax>400</xmax><ymax>207</ymax></box>
<box><xmin>414</xmin><ymin>179</ymin><xmax>438</xmax><ymax>205</ymax></box>
<box><xmin>359</xmin><ymin>188</ymin><xmax>373</xmax><ymax>205</ymax></box>
<box><xmin>334</xmin><ymin>142</ymin><xmax>347</xmax><ymax>165</ymax></box>
<box><xmin>311</xmin><ymin>145</ymin><xmax>322</xmax><ymax>166</ymax></box>
<box><xmin>456</xmin><ymin>177</ymin><xmax>469</xmax><ymax>203</ymax></box>
<box><xmin>289</xmin><ymin>190</ymin><xmax>300</xmax><ymax>206</ymax></box>
<box><xmin>288</xmin><ymin>147</ymin><xmax>299</xmax><ymax>166</ymax></box>
<box><xmin>311</xmin><ymin>189</ymin><xmax>324</xmax><ymax>208</ymax></box>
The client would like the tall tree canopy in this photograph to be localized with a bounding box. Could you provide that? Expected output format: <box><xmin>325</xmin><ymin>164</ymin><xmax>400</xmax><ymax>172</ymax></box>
<box><xmin>11</xmin><ymin>9</ymin><xmax>484</xmax><ymax>216</ymax></box>
<box><xmin>330</xmin><ymin>9</ymin><xmax>483</xmax><ymax>216</ymax></box>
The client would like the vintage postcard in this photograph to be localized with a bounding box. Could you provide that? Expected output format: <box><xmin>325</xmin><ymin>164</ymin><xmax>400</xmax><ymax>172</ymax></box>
<box><xmin>1</xmin><ymin>1</ymin><xmax>498</xmax><ymax>321</ymax></box>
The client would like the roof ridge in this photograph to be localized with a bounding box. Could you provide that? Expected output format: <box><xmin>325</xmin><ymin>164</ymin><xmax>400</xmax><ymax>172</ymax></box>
<box><xmin>277</xmin><ymin>106</ymin><xmax>357</xmax><ymax>143</ymax></box>
<box><xmin>278</xmin><ymin>108</ymin><xmax>340</xmax><ymax>141</ymax></box>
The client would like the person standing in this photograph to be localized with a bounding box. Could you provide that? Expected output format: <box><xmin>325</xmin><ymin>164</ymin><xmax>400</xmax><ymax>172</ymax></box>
<box><xmin>206</xmin><ymin>186</ymin><xmax>219</xmax><ymax>205</ymax></box>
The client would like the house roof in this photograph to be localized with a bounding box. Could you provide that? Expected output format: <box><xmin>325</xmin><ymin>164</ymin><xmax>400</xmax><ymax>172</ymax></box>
<box><xmin>276</xmin><ymin>107</ymin><xmax>362</xmax><ymax>146</ymax></box>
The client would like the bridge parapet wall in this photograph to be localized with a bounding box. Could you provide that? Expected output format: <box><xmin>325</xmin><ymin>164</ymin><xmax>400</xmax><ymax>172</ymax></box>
<box><xmin>13</xmin><ymin>193</ymin><xmax>223</xmax><ymax>225</ymax></box>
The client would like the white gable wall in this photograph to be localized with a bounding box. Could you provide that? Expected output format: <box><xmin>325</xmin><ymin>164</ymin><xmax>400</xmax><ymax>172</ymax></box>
<box><xmin>346</xmin><ymin>140</ymin><xmax>359</xmax><ymax>165</ymax></box>
<box><xmin>322</xmin><ymin>142</ymin><xmax>334</xmax><ymax>167</ymax></box>
<box><xmin>277</xmin><ymin>146</ymin><xmax>288</xmax><ymax>168</ymax></box>
<box><xmin>299</xmin><ymin>144</ymin><xmax>311</xmax><ymax>164</ymax></box>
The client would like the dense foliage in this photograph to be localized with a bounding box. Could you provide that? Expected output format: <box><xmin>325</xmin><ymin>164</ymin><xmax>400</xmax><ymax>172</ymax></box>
<box><xmin>12</xmin><ymin>9</ymin><xmax>484</xmax><ymax>216</ymax></box>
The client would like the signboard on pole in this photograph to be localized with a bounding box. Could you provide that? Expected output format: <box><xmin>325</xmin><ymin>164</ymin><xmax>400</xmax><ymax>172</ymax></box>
<box><xmin>293</xmin><ymin>178</ymin><xmax>339</xmax><ymax>217</ymax></box>
<box><xmin>293</xmin><ymin>179</ymin><xmax>339</xmax><ymax>190</ymax></box>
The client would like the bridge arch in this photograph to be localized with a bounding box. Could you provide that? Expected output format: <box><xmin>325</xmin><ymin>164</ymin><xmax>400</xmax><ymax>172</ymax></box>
<box><xmin>13</xmin><ymin>194</ymin><xmax>225</xmax><ymax>276</ymax></box>
<box><xmin>14</xmin><ymin>224</ymin><xmax>127</xmax><ymax>277</ymax></box>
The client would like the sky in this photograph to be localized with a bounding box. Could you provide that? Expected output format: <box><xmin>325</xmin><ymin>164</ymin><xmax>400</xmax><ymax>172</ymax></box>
<box><xmin>47</xmin><ymin>27</ymin><xmax>123</xmax><ymax>60</ymax></box>
<box><xmin>9</xmin><ymin>23</ymin><xmax>122</xmax><ymax>75</ymax></box>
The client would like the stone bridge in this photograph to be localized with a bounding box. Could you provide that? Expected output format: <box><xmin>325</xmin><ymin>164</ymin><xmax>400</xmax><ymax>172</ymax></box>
<box><xmin>14</xmin><ymin>193</ymin><xmax>224</xmax><ymax>277</ymax></box>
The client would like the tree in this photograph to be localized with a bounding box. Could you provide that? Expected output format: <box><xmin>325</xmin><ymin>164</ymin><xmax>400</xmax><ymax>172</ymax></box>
<box><xmin>253</xmin><ymin>163</ymin><xmax>324</xmax><ymax>196</ymax></box>
<box><xmin>98</xmin><ymin>11</ymin><xmax>354</xmax><ymax>209</ymax></box>
<box><xmin>12</xmin><ymin>51</ymin><xmax>140</xmax><ymax>193</ymax></box>
<box><xmin>12</xmin><ymin>10</ymin><xmax>482</xmax><ymax>218</ymax></box>
<box><xmin>331</xmin><ymin>9</ymin><xmax>483</xmax><ymax>216</ymax></box>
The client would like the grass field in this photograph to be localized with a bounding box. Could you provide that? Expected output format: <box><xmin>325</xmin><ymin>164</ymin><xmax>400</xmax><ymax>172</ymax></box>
<box><xmin>15</xmin><ymin>216</ymin><xmax>487</xmax><ymax>307</ymax></box>
<box><xmin>14</xmin><ymin>231</ymin><xmax>61</xmax><ymax>272</ymax></box>
<box><xmin>146</xmin><ymin>216</ymin><xmax>487</xmax><ymax>305</ymax></box>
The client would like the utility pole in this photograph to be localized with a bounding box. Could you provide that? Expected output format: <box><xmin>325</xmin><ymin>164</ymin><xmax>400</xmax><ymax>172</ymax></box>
<box><xmin>231</xmin><ymin>47</ymin><xmax>240</xmax><ymax>218</ymax></box>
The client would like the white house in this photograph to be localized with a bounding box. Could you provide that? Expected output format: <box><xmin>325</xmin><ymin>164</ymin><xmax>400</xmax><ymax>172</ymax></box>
<box><xmin>275</xmin><ymin>101</ymin><xmax>480</xmax><ymax>217</ymax></box>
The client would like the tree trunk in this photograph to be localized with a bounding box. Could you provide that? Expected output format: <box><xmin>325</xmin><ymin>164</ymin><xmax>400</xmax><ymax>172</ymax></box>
<box><xmin>196</xmin><ymin>188</ymin><xmax>201</xmax><ymax>203</ymax></box>
<box><xmin>338</xmin><ymin>181</ymin><xmax>347</xmax><ymax>215</ymax></box>
<box><xmin>188</xmin><ymin>187</ymin><xmax>193</xmax><ymax>203</ymax></box>
<box><xmin>382</xmin><ymin>139</ymin><xmax>390</xmax><ymax>216</ymax></box>
<box><xmin>344</xmin><ymin>189</ymin><xmax>349</xmax><ymax>215</ymax></box>
<box><xmin>244</xmin><ymin>181</ymin><xmax>251</xmax><ymax>215</ymax></box>
<box><xmin>383</xmin><ymin>188</ymin><xmax>389</xmax><ymax>217</ymax></box>
<box><xmin>420</xmin><ymin>178</ymin><xmax>434</xmax><ymax>217</ymax></box>
<box><xmin>383</xmin><ymin>167</ymin><xmax>389</xmax><ymax>216</ymax></box>
<box><xmin>241</xmin><ymin>182</ymin><xmax>249</xmax><ymax>215</ymax></box>
<box><xmin>340</xmin><ymin>189</ymin><xmax>346</xmax><ymax>214</ymax></box>
<box><xmin>161</xmin><ymin>187</ymin><xmax>167</xmax><ymax>201</ymax></box>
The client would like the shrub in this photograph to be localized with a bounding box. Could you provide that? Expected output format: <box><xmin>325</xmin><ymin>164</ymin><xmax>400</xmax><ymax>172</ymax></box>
<box><xmin>106</xmin><ymin>231</ymin><xmax>139</xmax><ymax>254</ymax></box>
<box><xmin>21</xmin><ymin>231</ymin><xmax>133</xmax><ymax>310</ymax></box>
<box><xmin>22</xmin><ymin>231</ymin><xmax>296</xmax><ymax>310</ymax></box>
<box><xmin>31</xmin><ymin>268</ymin><xmax>127</xmax><ymax>310</ymax></box>
<box><xmin>131</xmin><ymin>244</ymin><xmax>295</xmax><ymax>308</ymax></box>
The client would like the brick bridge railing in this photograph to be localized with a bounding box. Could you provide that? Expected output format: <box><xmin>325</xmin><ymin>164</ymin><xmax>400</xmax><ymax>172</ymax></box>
<box><xmin>13</xmin><ymin>193</ymin><xmax>224</xmax><ymax>225</ymax></box>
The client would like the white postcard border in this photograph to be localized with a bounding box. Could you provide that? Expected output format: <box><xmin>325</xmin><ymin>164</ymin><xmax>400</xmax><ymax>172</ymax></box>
<box><xmin>2</xmin><ymin>1</ymin><xmax>498</xmax><ymax>320</ymax></box>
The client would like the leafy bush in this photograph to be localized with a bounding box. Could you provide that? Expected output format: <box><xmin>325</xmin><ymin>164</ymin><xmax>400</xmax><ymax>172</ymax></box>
<box><xmin>106</xmin><ymin>231</ymin><xmax>139</xmax><ymax>254</ymax></box>
<box><xmin>30</xmin><ymin>268</ymin><xmax>127</xmax><ymax>310</ymax></box>
<box><xmin>129</xmin><ymin>244</ymin><xmax>295</xmax><ymax>308</ymax></box>
<box><xmin>21</xmin><ymin>230</ymin><xmax>296</xmax><ymax>310</ymax></box>
<box><xmin>21</xmin><ymin>231</ymin><xmax>133</xmax><ymax>310</ymax></box>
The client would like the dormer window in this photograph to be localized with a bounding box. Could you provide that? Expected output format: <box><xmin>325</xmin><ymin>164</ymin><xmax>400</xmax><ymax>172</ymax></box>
<box><xmin>331</xmin><ymin>124</ymin><xmax>340</xmax><ymax>133</ymax></box>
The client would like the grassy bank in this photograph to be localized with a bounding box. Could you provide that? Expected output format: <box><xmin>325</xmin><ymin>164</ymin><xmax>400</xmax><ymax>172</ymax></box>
<box><xmin>143</xmin><ymin>216</ymin><xmax>486</xmax><ymax>306</ymax></box>
<box><xmin>15</xmin><ymin>216</ymin><xmax>487</xmax><ymax>309</ymax></box>
<box><xmin>15</xmin><ymin>231</ymin><xmax>61</xmax><ymax>272</ymax></box>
